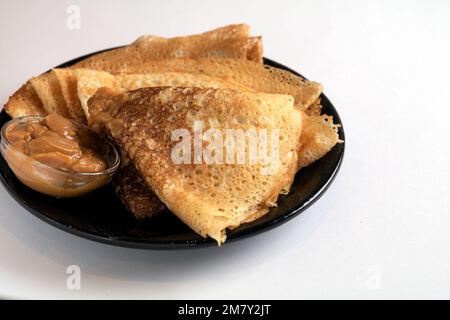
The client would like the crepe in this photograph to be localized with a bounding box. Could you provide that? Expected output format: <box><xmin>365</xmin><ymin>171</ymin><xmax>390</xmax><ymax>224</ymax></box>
<box><xmin>115</xmin><ymin>72</ymin><xmax>252</xmax><ymax>92</ymax></box>
<box><xmin>3</xmin><ymin>82</ymin><xmax>47</xmax><ymax>118</ymax></box>
<box><xmin>305</xmin><ymin>97</ymin><xmax>322</xmax><ymax>116</ymax></box>
<box><xmin>75</xmin><ymin>68</ymin><xmax>338</xmax><ymax>170</ymax></box>
<box><xmin>78</xmin><ymin>70</ymin><xmax>338</xmax><ymax>218</ymax></box>
<box><xmin>75</xmin><ymin>57</ymin><xmax>322</xmax><ymax>110</ymax></box>
<box><xmin>29</xmin><ymin>72</ymin><xmax>70</xmax><ymax>117</ymax></box>
<box><xmin>61</xmin><ymin>24</ymin><xmax>263</xmax><ymax>217</ymax></box>
<box><xmin>113</xmin><ymin>165</ymin><xmax>166</xmax><ymax>219</ymax></box>
<box><xmin>75</xmin><ymin>70</ymin><xmax>256</xmax><ymax>217</ymax></box>
<box><xmin>297</xmin><ymin>113</ymin><xmax>341</xmax><ymax>168</ymax></box>
<box><xmin>73</xmin><ymin>68</ymin><xmax>254</xmax><ymax>119</ymax></box>
<box><xmin>71</xmin><ymin>54</ymin><xmax>324</xmax><ymax>117</ymax></box>
<box><xmin>73</xmin><ymin>24</ymin><xmax>263</xmax><ymax>72</ymax></box>
<box><xmin>120</xmin><ymin>58</ymin><xmax>322</xmax><ymax>109</ymax></box>
<box><xmin>88</xmin><ymin>87</ymin><xmax>302</xmax><ymax>244</ymax></box>
<box><xmin>75</xmin><ymin>67</ymin><xmax>338</xmax><ymax>170</ymax></box>
<box><xmin>53</xmin><ymin>69</ymin><xmax>87</xmax><ymax>124</ymax></box>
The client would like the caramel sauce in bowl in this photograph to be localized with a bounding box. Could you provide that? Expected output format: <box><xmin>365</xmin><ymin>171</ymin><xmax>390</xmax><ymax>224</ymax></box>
<box><xmin>0</xmin><ymin>116</ymin><xmax>120</xmax><ymax>197</ymax></box>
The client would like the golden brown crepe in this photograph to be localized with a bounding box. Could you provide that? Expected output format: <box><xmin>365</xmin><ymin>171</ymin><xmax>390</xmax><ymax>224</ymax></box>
<box><xmin>3</xmin><ymin>82</ymin><xmax>46</xmax><ymax>118</ymax></box>
<box><xmin>297</xmin><ymin>113</ymin><xmax>341</xmax><ymax>168</ymax></box>
<box><xmin>75</xmin><ymin>57</ymin><xmax>322</xmax><ymax>110</ymax></box>
<box><xmin>74</xmin><ymin>70</ymin><xmax>257</xmax><ymax>219</ymax></box>
<box><xmin>29</xmin><ymin>72</ymin><xmax>70</xmax><ymax>117</ymax></box>
<box><xmin>72</xmin><ymin>68</ymin><xmax>338</xmax><ymax>172</ymax></box>
<box><xmin>88</xmin><ymin>87</ymin><xmax>303</xmax><ymax>244</ymax></box>
<box><xmin>73</xmin><ymin>69</ymin><xmax>253</xmax><ymax>119</ymax></box>
<box><xmin>73</xmin><ymin>24</ymin><xmax>263</xmax><ymax>71</ymax></box>
<box><xmin>113</xmin><ymin>165</ymin><xmax>166</xmax><ymax>219</ymax></box>
<box><xmin>305</xmin><ymin>98</ymin><xmax>322</xmax><ymax>116</ymax></box>
<box><xmin>52</xmin><ymin>69</ymin><xmax>87</xmax><ymax>124</ymax></box>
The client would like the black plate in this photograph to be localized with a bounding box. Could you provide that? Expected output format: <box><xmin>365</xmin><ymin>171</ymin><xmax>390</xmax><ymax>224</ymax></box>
<box><xmin>0</xmin><ymin>50</ymin><xmax>345</xmax><ymax>249</ymax></box>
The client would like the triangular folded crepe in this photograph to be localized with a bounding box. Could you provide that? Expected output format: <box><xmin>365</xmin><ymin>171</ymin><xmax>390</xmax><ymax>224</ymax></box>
<box><xmin>113</xmin><ymin>165</ymin><xmax>166</xmax><ymax>219</ymax></box>
<box><xmin>73</xmin><ymin>57</ymin><xmax>322</xmax><ymax>110</ymax></box>
<box><xmin>52</xmin><ymin>69</ymin><xmax>87</xmax><ymax>124</ymax></box>
<box><xmin>88</xmin><ymin>87</ymin><xmax>303</xmax><ymax>244</ymax></box>
<box><xmin>73</xmin><ymin>68</ymin><xmax>253</xmax><ymax>119</ymax></box>
<box><xmin>73</xmin><ymin>24</ymin><xmax>263</xmax><ymax>72</ymax></box>
<box><xmin>3</xmin><ymin>82</ymin><xmax>46</xmax><ymax>118</ymax></box>
<box><xmin>29</xmin><ymin>72</ymin><xmax>70</xmax><ymax>117</ymax></box>
<box><xmin>73</xmin><ymin>68</ymin><xmax>338</xmax><ymax>170</ymax></box>
<box><xmin>297</xmin><ymin>113</ymin><xmax>341</xmax><ymax>168</ymax></box>
<box><xmin>73</xmin><ymin>68</ymin><xmax>338</xmax><ymax>169</ymax></box>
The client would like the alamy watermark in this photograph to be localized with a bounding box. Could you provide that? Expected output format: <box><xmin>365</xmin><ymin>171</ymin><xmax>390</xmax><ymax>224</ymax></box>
<box><xmin>171</xmin><ymin>120</ymin><xmax>280</xmax><ymax>175</ymax></box>
<box><xmin>366</xmin><ymin>265</ymin><xmax>382</xmax><ymax>291</ymax></box>
<box><xmin>66</xmin><ymin>264</ymin><xmax>81</xmax><ymax>290</ymax></box>
<box><xmin>66</xmin><ymin>5</ymin><xmax>81</xmax><ymax>30</ymax></box>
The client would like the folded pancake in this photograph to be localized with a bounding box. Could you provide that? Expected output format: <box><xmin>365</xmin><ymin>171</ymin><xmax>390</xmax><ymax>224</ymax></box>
<box><xmin>3</xmin><ymin>82</ymin><xmax>47</xmax><ymax>118</ymax></box>
<box><xmin>78</xmin><ymin>70</ymin><xmax>338</xmax><ymax>217</ymax></box>
<box><xmin>71</xmin><ymin>56</ymin><xmax>323</xmax><ymax>120</ymax></box>
<box><xmin>74</xmin><ymin>70</ymin><xmax>256</xmax><ymax>217</ymax></box>
<box><xmin>113</xmin><ymin>165</ymin><xmax>166</xmax><ymax>219</ymax></box>
<box><xmin>305</xmin><ymin>97</ymin><xmax>322</xmax><ymax>116</ymax></box>
<box><xmin>29</xmin><ymin>72</ymin><xmax>70</xmax><ymax>118</ymax></box>
<box><xmin>73</xmin><ymin>24</ymin><xmax>263</xmax><ymax>72</ymax></box>
<box><xmin>115</xmin><ymin>72</ymin><xmax>252</xmax><ymax>92</ymax></box>
<box><xmin>53</xmin><ymin>69</ymin><xmax>87</xmax><ymax>124</ymax></box>
<box><xmin>113</xmin><ymin>58</ymin><xmax>322</xmax><ymax>109</ymax></box>
<box><xmin>88</xmin><ymin>87</ymin><xmax>302</xmax><ymax>244</ymax></box>
<box><xmin>75</xmin><ymin>69</ymin><xmax>338</xmax><ymax>169</ymax></box>
<box><xmin>75</xmin><ymin>68</ymin><xmax>339</xmax><ymax>170</ymax></box>
<box><xmin>297</xmin><ymin>97</ymin><xmax>340</xmax><ymax>168</ymax></box>
<box><xmin>297</xmin><ymin>113</ymin><xmax>341</xmax><ymax>168</ymax></box>
<box><xmin>131</xmin><ymin>33</ymin><xmax>262</xmax><ymax>63</ymax></box>
<box><xmin>74</xmin><ymin>69</ymin><xmax>254</xmax><ymax>118</ymax></box>
<box><xmin>63</xmin><ymin>23</ymin><xmax>265</xmax><ymax>217</ymax></box>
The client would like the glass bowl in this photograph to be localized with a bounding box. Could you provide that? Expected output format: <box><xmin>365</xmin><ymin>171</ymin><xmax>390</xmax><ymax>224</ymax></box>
<box><xmin>0</xmin><ymin>116</ymin><xmax>120</xmax><ymax>198</ymax></box>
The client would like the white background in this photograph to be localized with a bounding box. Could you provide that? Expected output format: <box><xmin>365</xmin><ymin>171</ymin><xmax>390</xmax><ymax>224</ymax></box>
<box><xmin>0</xmin><ymin>0</ymin><xmax>449</xmax><ymax>299</ymax></box>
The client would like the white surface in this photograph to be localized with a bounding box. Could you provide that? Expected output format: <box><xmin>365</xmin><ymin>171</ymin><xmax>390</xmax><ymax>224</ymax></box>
<box><xmin>0</xmin><ymin>0</ymin><xmax>449</xmax><ymax>299</ymax></box>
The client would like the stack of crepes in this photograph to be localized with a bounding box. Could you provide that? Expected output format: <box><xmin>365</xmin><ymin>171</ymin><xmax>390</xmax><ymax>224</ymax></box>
<box><xmin>3</xmin><ymin>24</ymin><xmax>341</xmax><ymax>244</ymax></box>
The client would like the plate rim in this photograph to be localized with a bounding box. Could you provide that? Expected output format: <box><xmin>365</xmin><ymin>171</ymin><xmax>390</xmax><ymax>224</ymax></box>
<box><xmin>0</xmin><ymin>49</ymin><xmax>345</xmax><ymax>250</ymax></box>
